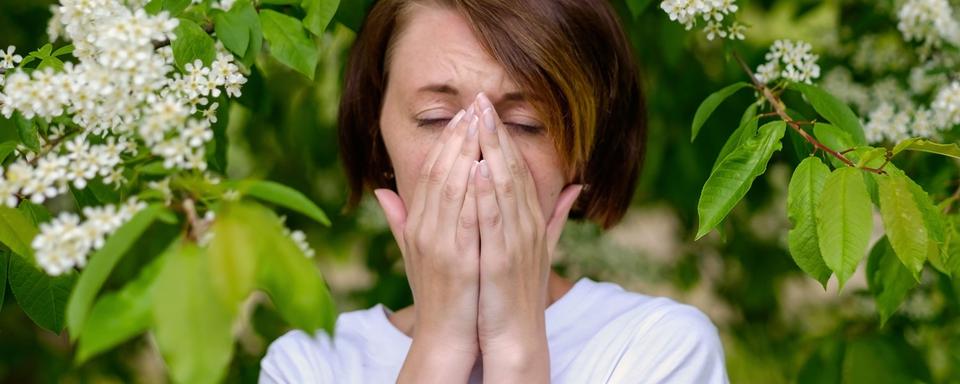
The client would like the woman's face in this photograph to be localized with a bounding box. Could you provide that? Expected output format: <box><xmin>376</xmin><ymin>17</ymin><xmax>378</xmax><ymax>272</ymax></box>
<box><xmin>379</xmin><ymin>5</ymin><xmax>567</xmax><ymax>219</ymax></box>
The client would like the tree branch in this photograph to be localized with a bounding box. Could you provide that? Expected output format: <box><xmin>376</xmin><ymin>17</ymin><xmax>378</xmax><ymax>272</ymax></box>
<box><xmin>731</xmin><ymin>51</ymin><xmax>886</xmax><ymax>175</ymax></box>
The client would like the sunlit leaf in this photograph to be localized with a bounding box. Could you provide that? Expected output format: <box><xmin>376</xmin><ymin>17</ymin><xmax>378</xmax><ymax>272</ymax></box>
<box><xmin>172</xmin><ymin>18</ymin><xmax>216</xmax><ymax>71</ymax></box>
<box><xmin>710</xmin><ymin>105</ymin><xmax>758</xmax><ymax>172</ymax></box>
<box><xmin>787</xmin><ymin>156</ymin><xmax>832</xmax><ymax>287</ymax></box>
<box><xmin>877</xmin><ymin>169</ymin><xmax>927</xmax><ymax>279</ymax></box>
<box><xmin>892</xmin><ymin>138</ymin><xmax>960</xmax><ymax>159</ymax></box>
<box><xmin>239</xmin><ymin>179</ymin><xmax>331</xmax><ymax>226</ymax></box>
<box><xmin>207</xmin><ymin>203</ymin><xmax>261</xmax><ymax>307</ymax></box>
<box><xmin>66</xmin><ymin>205</ymin><xmax>171</xmax><ymax>340</ymax></box>
<box><xmin>153</xmin><ymin>240</ymin><xmax>235</xmax><ymax>384</ymax></box>
<box><xmin>696</xmin><ymin>121</ymin><xmax>786</xmax><ymax>239</ymax></box>
<box><xmin>0</xmin><ymin>205</ymin><xmax>38</xmax><ymax>261</ymax></box>
<box><xmin>817</xmin><ymin>167</ymin><xmax>873</xmax><ymax>288</ymax></box>
<box><xmin>75</xmin><ymin>251</ymin><xmax>168</xmax><ymax>363</ymax></box>
<box><xmin>302</xmin><ymin>0</ymin><xmax>340</xmax><ymax>36</ymax></box>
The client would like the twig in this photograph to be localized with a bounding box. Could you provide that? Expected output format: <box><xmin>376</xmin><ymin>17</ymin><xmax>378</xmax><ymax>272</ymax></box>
<box><xmin>732</xmin><ymin>51</ymin><xmax>886</xmax><ymax>175</ymax></box>
<box><xmin>182</xmin><ymin>198</ymin><xmax>202</xmax><ymax>241</ymax></box>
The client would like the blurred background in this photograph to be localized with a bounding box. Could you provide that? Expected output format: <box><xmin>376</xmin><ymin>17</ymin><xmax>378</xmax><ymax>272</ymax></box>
<box><xmin>2</xmin><ymin>0</ymin><xmax>959</xmax><ymax>382</ymax></box>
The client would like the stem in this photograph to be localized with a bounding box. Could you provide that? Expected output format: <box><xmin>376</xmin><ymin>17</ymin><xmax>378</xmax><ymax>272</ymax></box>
<box><xmin>731</xmin><ymin>51</ymin><xmax>886</xmax><ymax>175</ymax></box>
<box><xmin>182</xmin><ymin>198</ymin><xmax>202</xmax><ymax>242</ymax></box>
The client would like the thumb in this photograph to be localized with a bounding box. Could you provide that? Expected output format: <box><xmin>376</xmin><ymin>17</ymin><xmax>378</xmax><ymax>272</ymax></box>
<box><xmin>545</xmin><ymin>184</ymin><xmax>584</xmax><ymax>255</ymax></box>
<box><xmin>374</xmin><ymin>188</ymin><xmax>407</xmax><ymax>246</ymax></box>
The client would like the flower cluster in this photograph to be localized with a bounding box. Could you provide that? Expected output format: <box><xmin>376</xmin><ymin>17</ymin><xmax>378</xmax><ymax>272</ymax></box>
<box><xmin>897</xmin><ymin>0</ymin><xmax>960</xmax><ymax>56</ymax></box>
<box><xmin>660</xmin><ymin>0</ymin><xmax>746</xmax><ymax>41</ymax></box>
<box><xmin>0</xmin><ymin>46</ymin><xmax>23</xmax><ymax>86</ymax></box>
<box><xmin>0</xmin><ymin>0</ymin><xmax>246</xmax><ymax>209</ymax></box>
<box><xmin>32</xmin><ymin>197</ymin><xmax>147</xmax><ymax>275</ymax></box>
<box><xmin>754</xmin><ymin>40</ymin><xmax>821</xmax><ymax>84</ymax></box>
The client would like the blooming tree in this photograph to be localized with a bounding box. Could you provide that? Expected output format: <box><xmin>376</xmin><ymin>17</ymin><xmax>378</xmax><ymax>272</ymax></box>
<box><xmin>654</xmin><ymin>0</ymin><xmax>960</xmax><ymax>380</ymax></box>
<box><xmin>0</xmin><ymin>0</ymin><xmax>338</xmax><ymax>382</ymax></box>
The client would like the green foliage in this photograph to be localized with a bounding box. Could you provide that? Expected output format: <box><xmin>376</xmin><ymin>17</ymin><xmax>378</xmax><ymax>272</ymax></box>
<box><xmin>0</xmin><ymin>205</ymin><xmax>38</xmax><ymax>260</ymax></box>
<box><xmin>66</xmin><ymin>205</ymin><xmax>173</xmax><ymax>340</ymax></box>
<box><xmin>867</xmin><ymin>237</ymin><xmax>917</xmax><ymax>325</ymax></box>
<box><xmin>8</xmin><ymin>255</ymin><xmax>77</xmax><ymax>333</ymax></box>
<box><xmin>790</xmin><ymin>82</ymin><xmax>867</xmax><ymax>146</ymax></box>
<box><xmin>786</xmin><ymin>156</ymin><xmax>832</xmax><ymax>287</ymax></box>
<box><xmin>816</xmin><ymin>167</ymin><xmax>873</xmax><ymax>288</ymax></box>
<box><xmin>302</xmin><ymin>0</ymin><xmax>340</xmax><ymax>36</ymax></box>
<box><xmin>893</xmin><ymin>138</ymin><xmax>960</xmax><ymax>159</ymax></box>
<box><xmin>234</xmin><ymin>179</ymin><xmax>332</xmax><ymax>226</ymax></box>
<box><xmin>172</xmin><ymin>18</ymin><xmax>217</xmax><ymax>70</ymax></box>
<box><xmin>877</xmin><ymin>170</ymin><xmax>928</xmax><ymax>279</ymax></box>
<box><xmin>153</xmin><ymin>239</ymin><xmax>235</xmax><ymax>384</ymax></box>
<box><xmin>260</xmin><ymin>9</ymin><xmax>319</xmax><ymax>80</ymax></box>
<box><xmin>75</xmin><ymin>253</ymin><xmax>166</xmax><ymax>363</ymax></box>
<box><xmin>691</xmin><ymin>82</ymin><xmax>752</xmax><ymax>142</ymax></box>
<box><xmin>696</xmin><ymin>121</ymin><xmax>786</xmax><ymax>239</ymax></box>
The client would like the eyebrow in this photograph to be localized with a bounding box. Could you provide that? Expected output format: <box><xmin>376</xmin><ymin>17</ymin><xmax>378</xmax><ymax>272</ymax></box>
<box><xmin>415</xmin><ymin>83</ymin><xmax>527</xmax><ymax>102</ymax></box>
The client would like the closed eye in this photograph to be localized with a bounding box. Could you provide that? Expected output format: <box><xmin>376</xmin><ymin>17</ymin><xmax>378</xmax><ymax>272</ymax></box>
<box><xmin>416</xmin><ymin>118</ymin><xmax>543</xmax><ymax>135</ymax></box>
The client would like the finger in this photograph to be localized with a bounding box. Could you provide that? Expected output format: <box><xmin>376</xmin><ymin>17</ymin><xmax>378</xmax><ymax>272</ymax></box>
<box><xmin>545</xmin><ymin>184</ymin><xmax>584</xmax><ymax>256</ymax></box>
<box><xmin>477</xmin><ymin>93</ymin><xmax>539</xmax><ymax>214</ymax></box>
<box><xmin>456</xmin><ymin>161</ymin><xmax>480</xmax><ymax>252</ymax></box>
<box><xmin>374</xmin><ymin>188</ymin><xmax>408</xmax><ymax>251</ymax></box>
<box><xmin>441</xmin><ymin>115</ymin><xmax>481</xmax><ymax>235</ymax></box>
<box><xmin>475</xmin><ymin>160</ymin><xmax>505</xmax><ymax>252</ymax></box>
<box><xmin>477</xmin><ymin>105</ymin><xmax>520</xmax><ymax>234</ymax></box>
<box><xmin>409</xmin><ymin>109</ymin><xmax>467</xmax><ymax>222</ymax></box>
<box><xmin>423</xmin><ymin>112</ymin><xmax>477</xmax><ymax>227</ymax></box>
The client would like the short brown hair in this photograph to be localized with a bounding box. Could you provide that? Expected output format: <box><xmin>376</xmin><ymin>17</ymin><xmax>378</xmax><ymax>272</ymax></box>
<box><xmin>339</xmin><ymin>0</ymin><xmax>646</xmax><ymax>228</ymax></box>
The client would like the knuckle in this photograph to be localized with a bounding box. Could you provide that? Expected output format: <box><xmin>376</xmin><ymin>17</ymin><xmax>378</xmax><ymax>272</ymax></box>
<box><xmin>428</xmin><ymin>164</ymin><xmax>447</xmax><ymax>185</ymax></box>
<box><xmin>459</xmin><ymin>214</ymin><xmax>478</xmax><ymax>230</ymax></box>
<box><xmin>480</xmin><ymin>211</ymin><xmax>502</xmax><ymax>227</ymax></box>
<box><xmin>496</xmin><ymin>180</ymin><xmax>515</xmax><ymax>198</ymax></box>
<box><xmin>441</xmin><ymin>183</ymin><xmax>463</xmax><ymax>202</ymax></box>
<box><xmin>509</xmin><ymin>161</ymin><xmax>526</xmax><ymax>177</ymax></box>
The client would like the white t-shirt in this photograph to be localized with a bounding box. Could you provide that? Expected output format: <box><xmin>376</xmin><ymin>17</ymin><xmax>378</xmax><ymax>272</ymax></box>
<box><xmin>259</xmin><ymin>277</ymin><xmax>728</xmax><ymax>383</ymax></box>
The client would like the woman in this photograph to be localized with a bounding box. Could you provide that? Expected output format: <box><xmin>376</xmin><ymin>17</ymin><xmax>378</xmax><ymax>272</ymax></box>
<box><xmin>260</xmin><ymin>0</ymin><xmax>727</xmax><ymax>382</ymax></box>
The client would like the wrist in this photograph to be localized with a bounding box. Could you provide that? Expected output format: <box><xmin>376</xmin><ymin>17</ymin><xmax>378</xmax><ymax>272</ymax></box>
<box><xmin>398</xmin><ymin>336</ymin><xmax>478</xmax><ymax>384</ymax></box>
<box><xmin>481</xmin><ymin>336</ymin><xmax>549</xmax><ymax>383</ymax></box>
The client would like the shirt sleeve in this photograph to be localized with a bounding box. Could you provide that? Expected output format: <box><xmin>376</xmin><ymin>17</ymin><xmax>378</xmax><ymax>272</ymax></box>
<box><xmin>259</xmin><ymin>330</ymin><xmax>339</xmax><ymax>384</ymax></box>
<box><xmin>607</xmin><ymin>302</ymin><xmax>729</xmax><ymax>384</ymax></box>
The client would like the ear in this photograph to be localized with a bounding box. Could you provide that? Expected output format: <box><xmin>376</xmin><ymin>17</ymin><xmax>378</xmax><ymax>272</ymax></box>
<box><xmin>545</xmin><ymin>184</ymin><xmax>584</xmax><ymax>253</ymax></box>
<box><xmin>373</xmin><ymin>188</ymin><xmax>407</xmax><ymax>246</ymax></box>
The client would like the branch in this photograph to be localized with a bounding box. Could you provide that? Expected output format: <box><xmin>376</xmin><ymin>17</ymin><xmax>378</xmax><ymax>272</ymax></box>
<box><xmin>731</xmin><ymin>51</ymin><xmax>886</xmax><ymax>175</ymax></box>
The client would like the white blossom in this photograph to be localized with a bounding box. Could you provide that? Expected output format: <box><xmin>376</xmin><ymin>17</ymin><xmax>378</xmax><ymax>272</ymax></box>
<box><xmin>32</xmin><ymin>197</ymin><xmax>146</xmax><ymax>275</ymax></box>
<box><xmin>660</xmin><ymin>0</ymin><xmax>744</xmax><ymax>40</ymax></box>
<box><xmin>754</xmin><ymin>40</ymin><xmax>821</xmax><ymax>84</ymax></box>
<box><xmin>0</xmin><ymin>46</ymin><xmax>22</xmax><ymax>69</ymax></box>
<box><xmin>898</xmin><ymin>0</ymin><xmax>960</xmax><ymax>56</ymax></box>
<box><xmin>932</xmin><ymin>80</ymin><xmax>960</xmax><ymax>128</ymax></box>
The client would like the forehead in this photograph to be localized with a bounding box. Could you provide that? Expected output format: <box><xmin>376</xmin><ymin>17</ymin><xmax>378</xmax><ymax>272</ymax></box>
<box><xmin>387</xmin><ymin>5</ymin><xmax>521</xmax><ymax>97</ymax></box>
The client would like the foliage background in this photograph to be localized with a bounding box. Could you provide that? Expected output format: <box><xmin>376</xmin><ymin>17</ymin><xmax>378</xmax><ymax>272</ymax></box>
<box><xmin>1</xmin><ymin>0</ymin><xmax>958</xmax><ymax>382</ymax></box>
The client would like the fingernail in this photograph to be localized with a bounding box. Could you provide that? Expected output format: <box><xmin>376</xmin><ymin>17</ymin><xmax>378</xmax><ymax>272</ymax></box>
<box><xmin>482</xmin><ymin>108</ymin><xmax>496</xmax><ymax>132</ymax></box>
<box><xmin>449</xmin><ymin>109</ymin><xmax>466</xmax><ymax>129</ymax></box>
<box><xmin>468</xmin><ymin>115</ymin><xmax>479</xmax><ymax>136</ymax></box>
<box><xmin>479</xmin><ymin>159</ymin><xmax>489</xmax><ymax>178</ymax></box>
<box><xmin>478</xmin><ymin>92</ymin><xmax>493</xmax><ymax>112</ymax></box>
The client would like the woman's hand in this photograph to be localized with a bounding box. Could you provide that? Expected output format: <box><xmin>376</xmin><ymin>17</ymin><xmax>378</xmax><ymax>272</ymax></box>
<box><xmin>375</xmin><ymin>105</ymin><xmax>483</xmax><ymax>383</ymax></box>
<box><xmin>473</xmin><ymin>93</ymin><xmax>583</xmax><ymax>382</ymax></box>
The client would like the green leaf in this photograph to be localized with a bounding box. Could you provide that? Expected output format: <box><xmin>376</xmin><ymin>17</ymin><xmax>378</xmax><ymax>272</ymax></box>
<box><xmin>841</xmin><ymin>335</ymin><xmax>930</xmax><ymax>384</ymax></box>
<box><xmin>66</xmin><ymin>205</ymin><xmax>169</xmax><ymax>340</ymax></box>
<box><xmin>877</xmin><ymin>170</ymin><xmax>927</xmax><ymax>279</ymax></box>
<box><xmin>710</xmin><ymin>107</ymin><xmax>758</xmax><ymax>173</ymax></box>
<box><xmin>37</xmin><ymin>56</ymin><xmax>65</xmax><ymax>72</ymax></box>
<box><xmin>891</xmin><ymin>138</ymin><xmax>960</xmax><ymax>159</ymax></box>
<box><xmin>817</xmin><ymin>167</ymin><xmax>873</xmax><ymax>289</ymax></box>
<box><xmin>302</xmin><ymin>0</ymin><xmax>340</xmax><ymax>36</ymax></box>
<box><xmin>153</xmin><ymin>240</ymin><xmax>235</xmax><ymax>384</ymax></box>
<box><xmin>238</xmin><ymin>202</ymin><xmax>336</xmax><ymax>334</ymax></box>
<box><xmin>854</xmin><ymin>146</ymin><xmax>886</xmax><ymax>168</ymax></box>
<box><xmin>172</xmin><ymin>18</ymin><xmax>217</xmax><ymax>71</ymax></box>
<box><xmin>867</xmin><ymin>237</ymin><xmax>918</xmax><ymax>326</ymax></box>
<box><xmin>239</xmin><ymin>180</ymin><xmax>331</xmax><ymax>226</ymax></box>
<box><xmin>75</xmin><ymin>252</ymin><xmax>167</xmax><ymax>363</ymax></box>
<box><xmin>0</xmin><ymin>205</ymin><xmax>39</xmax><ymax>260</ymax></box>
<box><xmin>626</xmin><ymin>0</ymin><xmax>655</xmax><ymax>18</ymax></box>
<box><xmin>261</xmin><ymin>0</ymin><xmax>299</xmax><ymax>3</ymax></box>
<box><xmin>787</xmin><ymin>156</ymin><xmax>832</xmax><ymax>287</ymax></box>
<box><xmin>8</xmin><ymin>255</ymin><xmax>76</xmax><ymax>333</ymax></box>
<box><xmin>239</xmin><ymin>0</ymin><xmax>263</xmax><ymax>67</ymax></box>
<box><xmin>791</xmin><ymin>82</ymin><xmax>867</xmax><ymax>145</ymax></box>
<box><xmin>812</xmin><ymin>122</ymin><xmax>855</xmax><ymax>152</ymax></box>
<box><xmin>207</xmin><ymin>204</ymin><xmax>261</xmax><ymax>308</ymax></box>
<box><xmin>260</xmin><ymin>10</ymin><xmax>319</xmax><ymax>80</ymax></box>
<box><xmin>52</xmin><ymin>44</ymin><xmax>74</xmax><ymax>57</ymax></box>
<box><xmin>213</xmin><ymin>0</ymin><xmax>251</xmax><ymax>57</ymax></box>
<box><xmin>797</xmin><ymin>338</ymin><xmax>844</xmax><ymax>384</ymax></box>
<box><xmin>691</xmin><ymin>82</ymin><xmax>751</xmax><ymax>142</ymax></box>
<box><xmin>696</xmin><ymin>121</ymin><xmax>786</xmax><ymax>239</ymax></box>
<box><xmin>14</xmin><ymin>112</ymin><xmax>41</xmax><ymax>152</ymax></box>
<box><xmin>0</xmin><ymin>140</ymin><xmax>18</xmax><ymax>163</ymax></box>
<box><xmin>17</xmin><ymin>201</ymin><xmax>51</xmax><ymax>226</ymax></box>
<box><xmin>943</xmin><ymin>216</ymin><xmax>960</xmax><ymax>277</ymax></box>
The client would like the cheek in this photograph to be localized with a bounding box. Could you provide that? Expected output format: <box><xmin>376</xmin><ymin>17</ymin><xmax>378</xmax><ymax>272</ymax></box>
<box><xmin>517</xmin><ymin>140</ymin><xmax>566</xmax><ymax>219</ymax></box>
<box><xmin>380</xmin><ymin>124</ymin><xmax>434</xmax><ymax>209</ymax></box>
